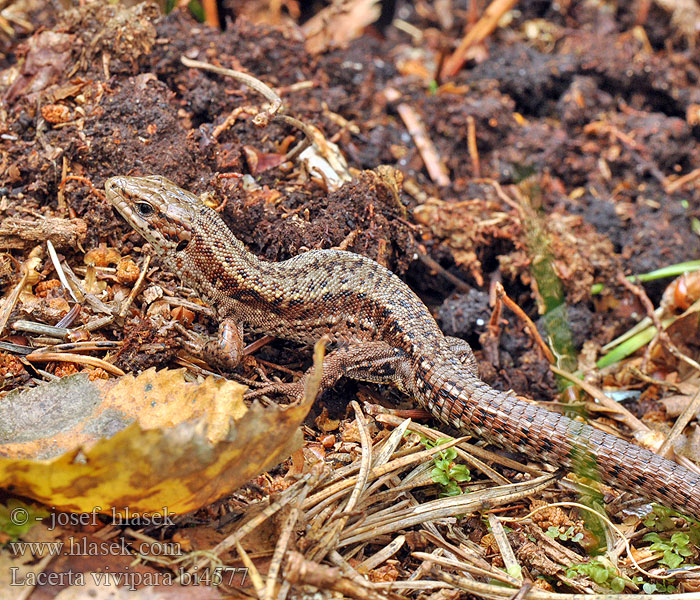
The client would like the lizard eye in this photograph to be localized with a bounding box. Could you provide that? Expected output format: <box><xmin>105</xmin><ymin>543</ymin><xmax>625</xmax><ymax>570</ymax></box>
<box><xmin>135</xmin><ymin>201</ymin><xmax>154</xmax><ymax>217</ymax></box>
<box><xmin>176</xmin><ymin>240</ymin><xmax>189</xmax><ymax>252</ymax></box>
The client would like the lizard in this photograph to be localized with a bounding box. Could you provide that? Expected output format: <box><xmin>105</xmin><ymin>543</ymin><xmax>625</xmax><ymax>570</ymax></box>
<box><xmin>105</xmin><ymin>174</ymin><xmax>700</xmax><ymax>518</ymax></box>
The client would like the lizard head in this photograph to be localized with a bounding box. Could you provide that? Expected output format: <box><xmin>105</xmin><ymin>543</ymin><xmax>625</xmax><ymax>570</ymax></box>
<box><xmin>105</xmin><ymin>175</ymin><xmax>200</xmax><ymax>257</ymax></box>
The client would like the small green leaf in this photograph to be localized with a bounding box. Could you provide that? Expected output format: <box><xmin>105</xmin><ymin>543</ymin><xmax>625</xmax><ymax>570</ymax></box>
<box><xmin>506</xmin><ymin>564</ymin><xmax>522</xmax><ymax>580</ymax></box>
<box><xmin>692</xmin><ymin>217</ymin><xmax>700</xmax><ymax>236</ymax></box>
<box><xmin>671</xmin><ymin>532</ymin><xmax>689</xmax><ymax>546</ymax></box>
<box><xmin>188</xmin><ymin>0</ymin><xmax>205</xmax><ymax>22</ymax></box>
<box><xmin>450</xmin><ymin>465</ymin><xmax>471</xmax><ymax>481</ymax></box>
<box><xmin>441</xmin><ymin>447</ymin><xmax>457</xmax><ymax>461</ymax></box>
<box><xmin>661</xmin><ymin>551</ymin><xmax>683</xmax><ymax>569</ymax></box>
<box><xmin>431</xmin><ymin>469</ymin><xmax>450</xmax><ymax>486</ymax></box>
<box><xmin>589</xmin><ymin>564</ymin><xmax>609</xmax><ymax>584</ymax></box>
<box><xmin>610</xmin><ymin>577</ymin><xmax>626</xmax><ymax>593</ymax></box>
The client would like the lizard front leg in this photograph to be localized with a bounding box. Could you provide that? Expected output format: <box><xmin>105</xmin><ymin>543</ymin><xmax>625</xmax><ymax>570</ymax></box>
<box><xmin>182</xmin><ymin>318</ymin><xmax>245</xmax><ymax>371</ymax></box>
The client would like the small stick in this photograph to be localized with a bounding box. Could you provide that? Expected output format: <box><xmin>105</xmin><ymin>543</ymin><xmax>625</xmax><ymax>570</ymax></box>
<box><xmin>416</xmin><ymin>251</ymin><xmax>471</xmax><ymax>293</ymax></box>
<box><xmin>467</xmin><ymin>115</ymin><xmax>480</xmax><ymax>176</ymax></box>
<box><xmin>658</xmin><ymin>385</ymin><xmax>700</xmax><ymax>463</ymax></box>
<box><xmin>550</xmin><ymin>365</ymin><xmax>649</xmax><ymax>434</ymax></box>
<box><xmin>180</xmin><ymin>56</ymin><xmax>282</xmax><ymax>126</ymax></box>
<box><xmin>242</xmin><ymin>335</ymin><xmax>276</xmax><ymax>356</ymax></box>
<box><xmin>118</xmin><ymin>255</ymin><xmax>151</xmax><ymax>318</ymax></box>
<box><xmin>57</xmin><ymin>156</ymin><xmax>69</xmax><ymax>213</ymax></box>
<box><xmin>0</xmin><ymin>249</ymin><xmax>42</xmax><ymax>336</ymax></box>
<box><xmin>494</xmin><ymin>282</ymin><xmax>555</xmax><ymax>364</ymax></box>
<box><xmin>440</xmin><ymin>0</ymin><xmax>518</xmax><ymax>79</ymax></box>
<box><xmin>201</xmin><ymin>0</ymin><xmax>220</xmax><ymax>28</ymax></box>
<box><xmin>24</xmin><ymin>351</ymin><xmax>125</xmax><ymax>376</ymax></box>
<box><xmin>396</xmin><ymin>103</ymin><xmax>451</xmax><ymax>186</ymax></box>
<box><xmin>665</xmin><ymin>167</ymin><xmax>700</xmax><ymax>194</ymax></box>
<box><xmin>12</xmin><ymin>320</ymin><xmax>69</xmax><ymax>339</ymax></box>
<box><xmin>284</xmin><ymin>552</ymin><xmax>387</xmax><ymax>600</ymax></box>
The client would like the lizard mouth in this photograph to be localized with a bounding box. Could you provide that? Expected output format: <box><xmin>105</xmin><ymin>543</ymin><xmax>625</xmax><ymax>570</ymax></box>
<box><xmin>105</xmin><ymin>176</ymin><xmax>162</xmax><ymax>249</ymax></box>
<box><xmin>105</xmin><ymin>177</ymin><xmax>144</xmax><ymax>226</ymax></box>
<box><xmin>105</xmin><ymin>176</ymin><xmax>133</xmax><ymax>207</ymax></box>
<box><xmin>105</xmin><ymin>176</ymin><xmax>133</xmax><ymax>217</ymax></box>
<box><xmin>105</xmin><ymin>176</ymin><xmax>194</xmax><ymax>256</ymax></box>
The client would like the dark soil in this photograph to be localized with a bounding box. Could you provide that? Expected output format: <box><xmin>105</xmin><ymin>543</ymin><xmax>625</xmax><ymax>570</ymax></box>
<box><xmin>2</xmin><ymin>0</ymin><xmax>700</xmax><ymax>400</ymax></box>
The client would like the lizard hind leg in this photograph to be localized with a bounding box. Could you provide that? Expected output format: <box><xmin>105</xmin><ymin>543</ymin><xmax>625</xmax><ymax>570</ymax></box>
<box><xmin>245</xmin><ymin>342</ymin><xmax>407</xmax><ymax>402</ymax></box>
<box><xmin>445</xmin><ymin>336</ymin><xmax>479</xmax><ymax>376</ymax></box>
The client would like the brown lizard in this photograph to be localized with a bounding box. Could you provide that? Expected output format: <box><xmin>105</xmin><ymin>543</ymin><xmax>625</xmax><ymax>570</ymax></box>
<box><xmin>105</xmin><ymin>175</ymin><xmax>700</xmax><ymax>518</ymax></box>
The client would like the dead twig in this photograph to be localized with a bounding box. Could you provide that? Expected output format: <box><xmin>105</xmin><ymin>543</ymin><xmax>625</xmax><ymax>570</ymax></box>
<box><xmin>285</xmin><ymin>552</ymin><xmax>389</xmax><ymax>600</ymax></box>
<box><xmin>494</xmin><ymin>282</ymin><xmax>556</xmax><ymax>364</ymax></box>
<box><xmin>665</xmin><ymin>167</ymin><xmax>700</xmax><ymax>194</ymax></box>
<box><xmin>467</xmin><ymin>115</ymin><xmax>480</xmax><ymax>176</ymax></box>
<box><xmin>550</xmin><ymin>365</ymin><xmax>650</xmax><ymax>435</ymax></box>
<box><xmin>416</xmin><ymin>250</ymin><xmax>471</xmax><ymax>293</ymax></box>
<box><xmin>440</xmin><ymin>0</ymin><xmax>518</xmax><ymax>79</ymax></box>
<box><xmin>658</xmin><ymin>384</ymin><xmax>700</xmax><ymax>464</ymax></box>
<box><xmin>0</xmin><ymin>247</ymin><xmax>42</xmax><ymax>337</ymax></box>
<box><xmin>180</xmin><ymin>56</ymin><xmax>282</xmax><ymax>126</ymax></box>
<box><xmin>395</xmin><ymin>103</ymin><xmax>451</xmax><ymax>187</ymax></box>
<box><xmin>0</xmin><ymin>217</ymin><xmax>86</xmax><ymax>251</ymax></box>
<box><xmin>201</xmin><ymin>0</ymin><xmax>220</xmax><ymax>28</ymax></box>
<box><xmin>23</xmin><ymin>351</ymin><xmax>125</xmax><ymax>376</ymax></box>
<box><xmin>118</xmin><ymin>255</ymin><xmax>151</xmax><ymax>318</ymax></box>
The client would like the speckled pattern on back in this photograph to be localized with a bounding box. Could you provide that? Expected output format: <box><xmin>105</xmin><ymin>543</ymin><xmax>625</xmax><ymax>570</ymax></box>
<box><xmin>105</xmin><ymin>175</ymin><xmax>700</xmax><ymax>517</ymax></box>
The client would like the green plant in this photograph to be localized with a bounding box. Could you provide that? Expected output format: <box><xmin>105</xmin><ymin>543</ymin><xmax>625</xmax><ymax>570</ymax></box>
<box><xmin>643</xmin><ymin>504</ymin><xmax>700</xmax><ymax>540</ymax></box>
<box><xmin>591</xmin><ymin>260</ymin><xmax>700</xmax><ymax>295</ymax></box>
<box><xmin>545</xmin><ymin>525</ymin><xmax>583</xmax><ymax>543</ymax></box>
<box><xmin>566</xmin><ymin>558</ymin><xmax>626</xmax><ymax>593</ymax></box>
<box><xmin>631</xmin><ymin>576</ymin><xmax>676</xmax><ymax>594</ymax></box>
<box><xmin>642</xmin><ymin>531</ymin><xmax>697</xmax><ymax>569</ymax></box>
<box><xmin>0</xmin><ymin>500</ymin><xmax>48</xmax><ymax>542</ymax></box>
<box><xmin>643</xmin><ymin>505</ymin><xmax>681</xmax><ymax>531</ymax></box>
<box><xmin>421</xmin><ymin>436</ymin><xmax>471</xmax><ymax>496</ymax></box>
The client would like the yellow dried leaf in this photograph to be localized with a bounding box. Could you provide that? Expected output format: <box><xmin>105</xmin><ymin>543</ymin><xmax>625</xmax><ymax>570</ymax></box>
<box><xmin>0</xmin><ymin>369</ymin><xmax>312</xmax><ymax>514</ymax></box>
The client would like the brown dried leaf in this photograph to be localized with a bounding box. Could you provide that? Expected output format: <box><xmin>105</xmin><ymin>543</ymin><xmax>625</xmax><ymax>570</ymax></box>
<box><xmin>413</xmin><ymin>197</ymin><xmax>521</xmax><ymax>286</ymax></box>
<box><xmin>302</xmin><ymin>0</ymin><xmax>381</xmax><ymax>54</ymax></box>
<box><xmin>5</xmin><ymin>31</ymin><xmax>73</xmax><ymax>103</ymax></box>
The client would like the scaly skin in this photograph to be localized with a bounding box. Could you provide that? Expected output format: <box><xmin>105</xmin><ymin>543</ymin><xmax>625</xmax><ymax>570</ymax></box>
<box><xmin>105</xmin><ymin>175</ymin><xmax>700</xmax><ymax>517</ymax></box>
